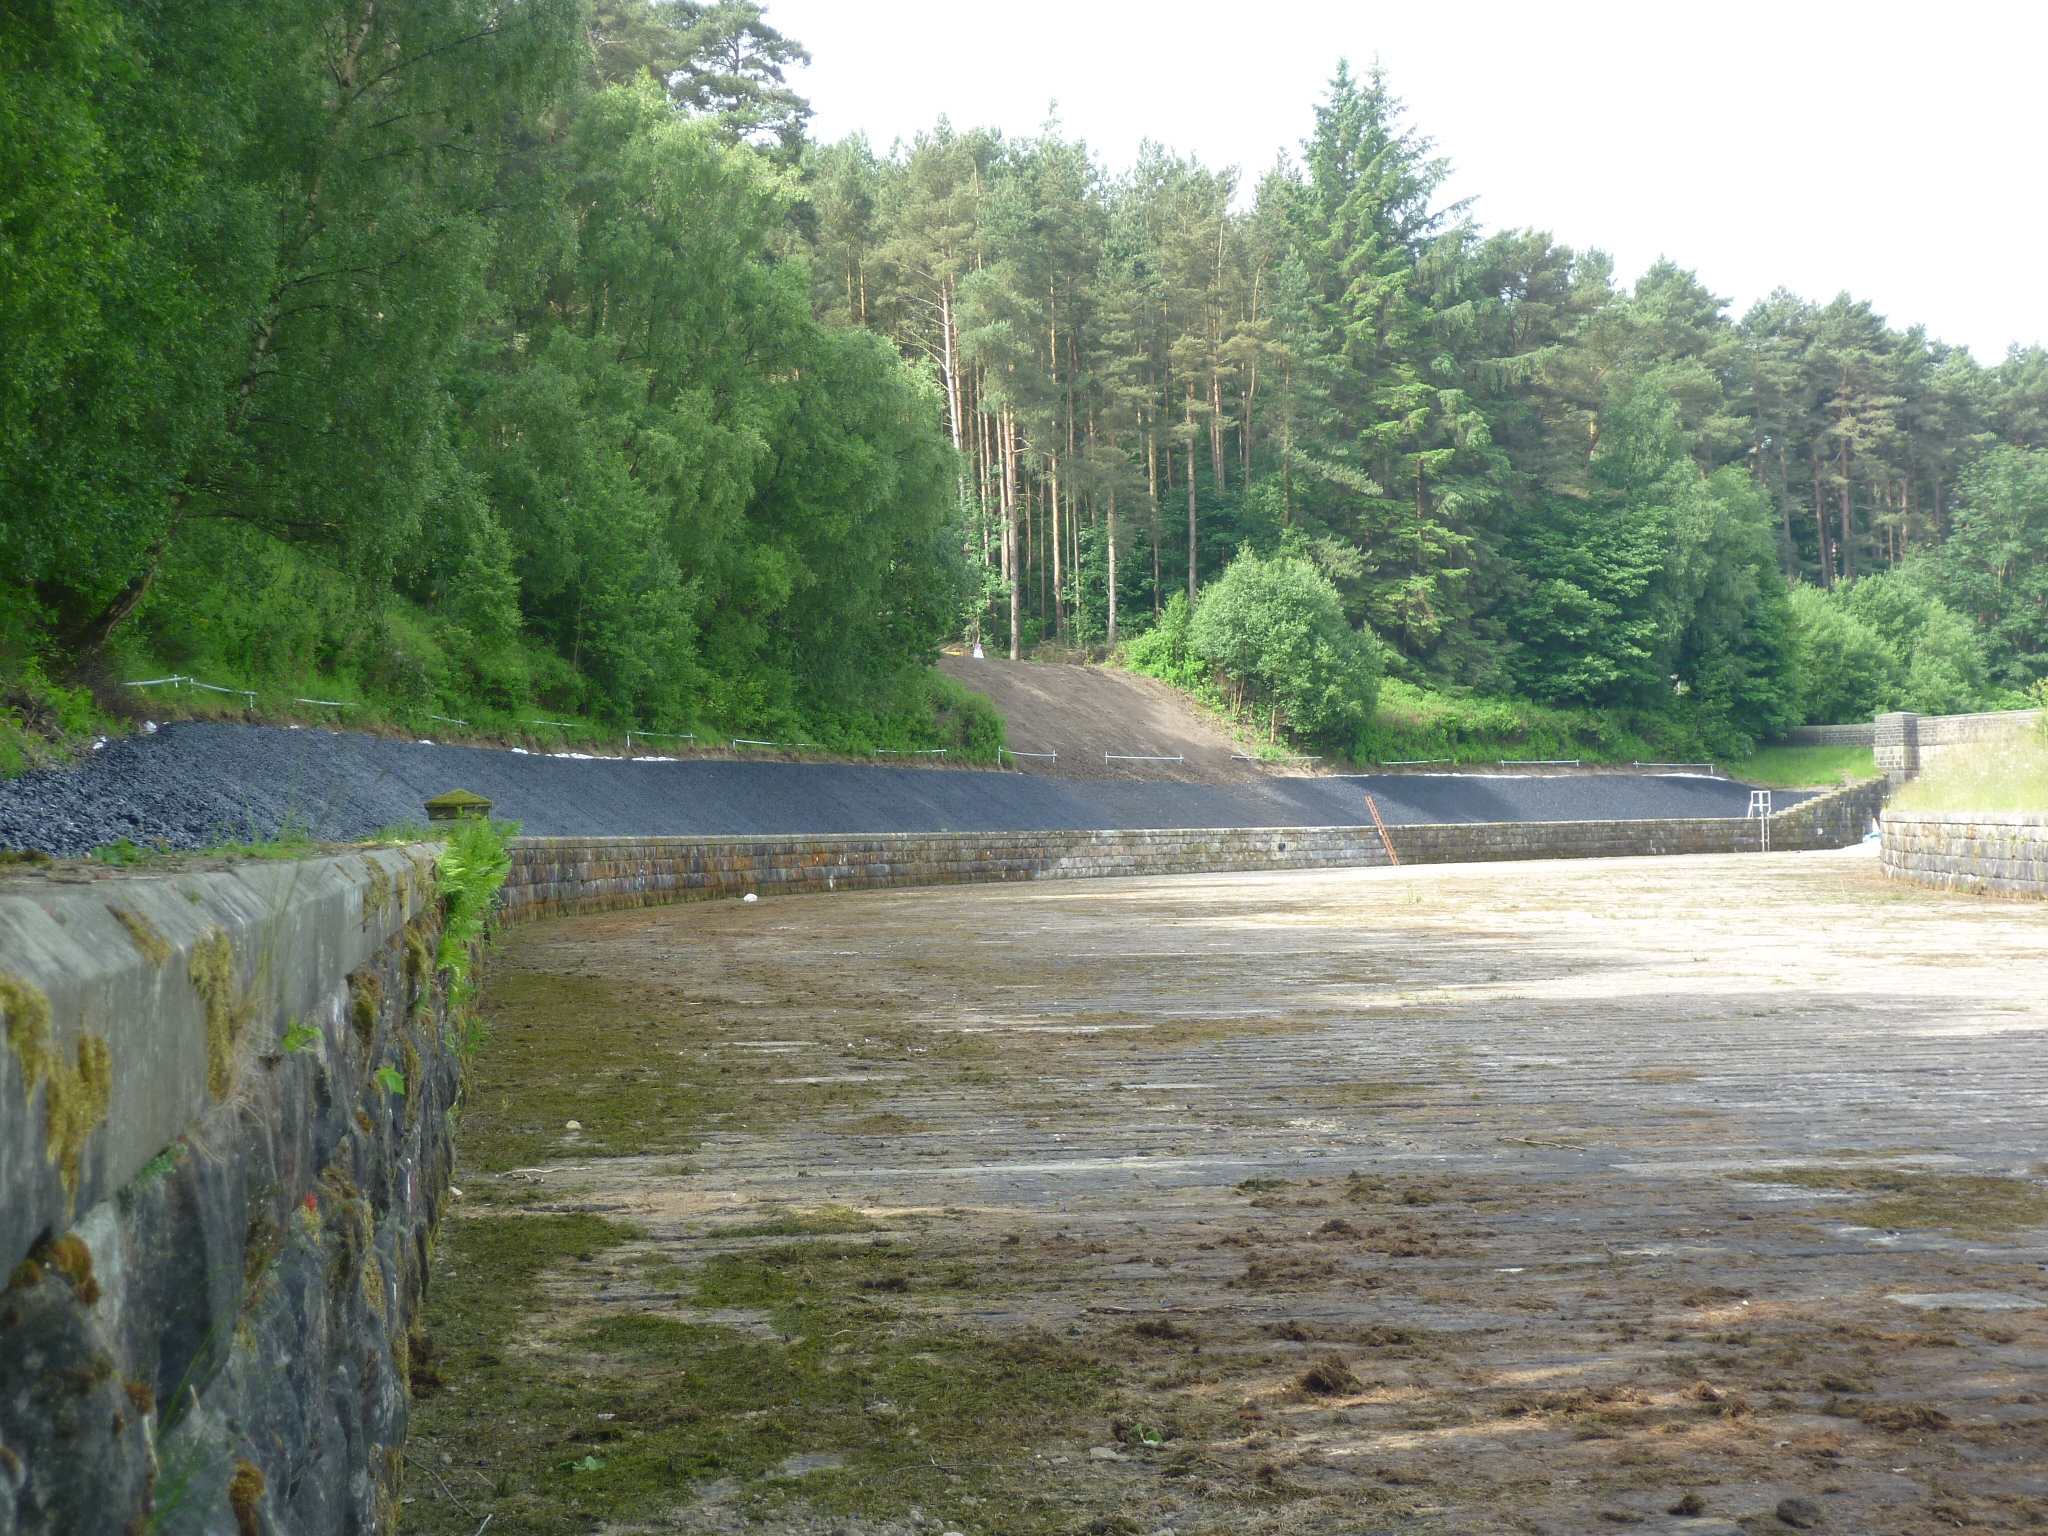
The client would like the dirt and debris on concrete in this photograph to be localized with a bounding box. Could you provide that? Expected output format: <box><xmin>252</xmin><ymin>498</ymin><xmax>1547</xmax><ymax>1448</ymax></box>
<box><xmin>403</xmin><ymin>849</ymin><xmax>2048</xmax><ymax>1536</ymax></box>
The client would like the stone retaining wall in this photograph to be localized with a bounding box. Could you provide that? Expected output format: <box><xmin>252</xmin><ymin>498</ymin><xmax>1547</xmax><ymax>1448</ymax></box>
<box><xmin>0</xmin><ymin>848</ymin><xmax>461</xmax><ymax>1536</ymax></box>
<box><xmin>1880</xmin><ymin>811</ymin><xmax>2048</xmax><ymax>899</ymax></box>
<box><xmin>1783</xmin><ymin>722</ymin><xmax>1876</xmax><ymax>748</ymax></box>
<box><xmin>1875</xmin><ymin>708</ymin><xmax>2042</xmax><ymax>785</ymax></box>
<box><xmin>499</xmin><ymin>778</ymin><xmax>1888</xmax><ymax>921</ymax></box>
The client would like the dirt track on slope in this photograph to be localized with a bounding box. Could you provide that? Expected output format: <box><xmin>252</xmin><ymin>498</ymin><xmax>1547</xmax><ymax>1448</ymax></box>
<box><xmin>406</xmin><ymin>849</ymin><xmax>2048</xmax><ymax>1536</ymax></box>
<box><xmin>938</xmin><ymin>656</ymin><xmax>1279</xmax><ymax>781</ymax></box>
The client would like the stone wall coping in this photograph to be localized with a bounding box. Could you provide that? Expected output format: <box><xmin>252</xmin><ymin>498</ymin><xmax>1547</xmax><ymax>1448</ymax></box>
<box><xmin>0</xmin><ymin>846</ymin><xmax>437</xmax><ymax>1272</ymax></box>
<box><xmin>1881</xmin><ymin>809</ymin><xmax>2048</xmax><ymax>827</ymax></box>
<box><xmin>1910</xmin><ymin>707</ymin><xmax>2042</xmax><ymax>730</ymax></box>
<box><xmin>505</xmin><ymin>795</ymin><xmax>1855</xmax><ymax>854</ymax></box>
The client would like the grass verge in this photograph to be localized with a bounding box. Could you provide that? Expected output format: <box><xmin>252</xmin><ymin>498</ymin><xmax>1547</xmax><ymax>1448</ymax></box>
<box><xmin>1735</xmin><ymin>744</ymin><xmax>1878</xmax><ymax>788</ymax></box>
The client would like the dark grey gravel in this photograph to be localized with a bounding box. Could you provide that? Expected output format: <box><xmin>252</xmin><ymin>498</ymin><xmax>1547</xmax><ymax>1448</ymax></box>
<box><xmin>0</xmin><ymin>722</ymin><xmax>1809</xmax><ymax>855</ymax></box>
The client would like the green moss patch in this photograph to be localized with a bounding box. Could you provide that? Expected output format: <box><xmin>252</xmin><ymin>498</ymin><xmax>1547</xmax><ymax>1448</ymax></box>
<box><xmin>3</xmin><ymin>972</ymin><xmax>113</xmax><ymax>1200</ymax></box>
<box><xmin>1737</xmin><ymin>1166</ymin><xmax>2048</xmax><ymax>1236</ymax></box>
<box><xmin>406</xmin><ymin>1217</ymin><xmax>1111</xmax><ymax>1534</ymax></box>
<box><xmin>190</xmin><ymin>929</ymin><xmax>249</xmax><ymax>1098</ymax></box>
<box><xmin>451</xmin><ymin>971</ymin><xmax>744</xmax><ymax>1170</ymax></box>
<box><xmin>107</xmin><ymin>905</ymin><xmax>171</xmax><ymax>968</ymax></box>
<box><xmin>722</xmin><ymin>1205</ymin><xmax>884</xmax><ymax>1239</ymax></box>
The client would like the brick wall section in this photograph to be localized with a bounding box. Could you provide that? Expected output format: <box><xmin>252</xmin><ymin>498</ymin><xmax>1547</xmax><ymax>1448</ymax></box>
<box><xmin>1881</xmin><ymin>811</ymin><xmax>2048</xmax><ymax>899</ymax></box>
<box><xmin>498</xmin><ymin>778</ymin><xmax>1889</xmax><ymax>922</ymax></box>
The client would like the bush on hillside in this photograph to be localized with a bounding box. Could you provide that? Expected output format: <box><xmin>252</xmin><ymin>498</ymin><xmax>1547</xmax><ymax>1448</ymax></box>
<box><xmin>1122</xmin><ymin>592</ymin><xmax>1211</xmax><ymax>697</ymax></box>
<box><xmin>1788</xmin><ymin>570</ymin><xmax>2007</xmax><ymax>724</ymax></box>
<box><xmin>1187</xmin><ymin>551</ymin><xmax>1382</xmax><ymax>748</ymax></box>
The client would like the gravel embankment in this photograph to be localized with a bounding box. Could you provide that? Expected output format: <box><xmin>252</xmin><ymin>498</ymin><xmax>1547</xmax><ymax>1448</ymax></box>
<box><xmin>0</xmin><ymin>722</ymin><xmax>1809</xmax><ymax>855</ymax></box>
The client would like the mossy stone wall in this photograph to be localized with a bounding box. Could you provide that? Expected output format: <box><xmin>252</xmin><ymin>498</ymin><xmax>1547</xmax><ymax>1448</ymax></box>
<box><xmin>0</xmin><ymin>848</ymin><xmax>460</xmax><ymax>1536</ymax></box>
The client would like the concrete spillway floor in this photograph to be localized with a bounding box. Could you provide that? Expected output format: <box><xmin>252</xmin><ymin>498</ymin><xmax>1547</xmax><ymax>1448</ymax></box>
<box><xmin>0</xmin><ymin>720</ymin><xmax>1809</xmax><ymax>855</ymax></box>
<box><xmin>403</xmin><ymin>847</ymin><xmax>2048</xmax><ymax>1536</ymax></box>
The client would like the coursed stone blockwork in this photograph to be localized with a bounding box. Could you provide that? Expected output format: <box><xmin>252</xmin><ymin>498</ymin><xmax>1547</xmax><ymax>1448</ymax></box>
<box><xmin>497</xmin><ymin>778</ymin><xmax>1888</xmax><ymax>922</ymax></box>
<box><xmin>1784</xmin><ymin>722</ymin><xmax>1876</xmax><ymax>748</ymax></box>
<box><xmin>1876</xmin><ymin>708</ymin><xmax>2041</xmax><ymax>785</ymax></box>
<box><xmin>1880</xmin><ymin>811</ymin><xmax>2048</xmax><ymax>899</ymax></box>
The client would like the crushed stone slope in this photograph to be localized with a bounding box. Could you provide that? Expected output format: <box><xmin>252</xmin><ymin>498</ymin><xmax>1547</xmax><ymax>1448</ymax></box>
<box><xmin>0</xmin><ymin>721</ymin><xmax>1808</xmax><ymax>855</ymax></box>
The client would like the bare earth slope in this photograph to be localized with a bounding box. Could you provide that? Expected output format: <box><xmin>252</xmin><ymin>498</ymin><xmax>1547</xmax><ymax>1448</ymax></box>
<box><xmin>938</xmin><ymin>655</ymin><xmax>1278</xmax><ymax>780</ymax></box>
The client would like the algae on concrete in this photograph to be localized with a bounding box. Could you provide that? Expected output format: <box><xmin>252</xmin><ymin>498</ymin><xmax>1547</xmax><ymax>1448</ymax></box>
<box><xmin>107</xmin><ymin>904</ymin><xmax>170</xmax><ymax>967</ymax></box>
<box><xmin>3</xmin><ymin>971</ymin><xmax>113</xmax><ymax>1200</ymax></box>
<box><xmin>188</xmin><ymin>928</ymin><xmax>250</xmax><ymax>1099</ymax></box>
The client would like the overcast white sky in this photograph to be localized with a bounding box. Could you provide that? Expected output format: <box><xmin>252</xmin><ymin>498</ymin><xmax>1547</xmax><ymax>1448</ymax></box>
<box><xmin>763</xmin><ymin>0</ymin><xmax>2042</xmax><ymax>362</ymax></box>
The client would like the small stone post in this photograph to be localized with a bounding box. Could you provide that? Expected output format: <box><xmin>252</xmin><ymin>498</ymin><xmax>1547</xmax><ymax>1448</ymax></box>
<box><xmin>1872</xmin><ymin>713</ymin><xmax>1921</xmax><ymax>787</ymax></box>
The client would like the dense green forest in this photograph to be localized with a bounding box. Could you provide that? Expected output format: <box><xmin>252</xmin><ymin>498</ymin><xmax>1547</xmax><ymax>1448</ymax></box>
<box><xmin>4</xmin><ymin>0</ymin><xmax>2046</xmax><ymax>767</ymax></box>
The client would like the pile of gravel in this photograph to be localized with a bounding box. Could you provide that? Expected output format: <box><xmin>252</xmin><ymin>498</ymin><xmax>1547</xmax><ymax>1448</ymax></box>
<box><xmin>0</xmin><ymin>721</ymin><xmax>1808</xmax><ymax>856</ymax></box>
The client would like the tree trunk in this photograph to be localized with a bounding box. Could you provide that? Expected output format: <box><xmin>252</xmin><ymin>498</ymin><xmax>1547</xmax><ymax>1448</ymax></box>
<box><xmin>1838</xmin><ymin>439</ymin><xmax>1854</xmax><ymax>583</ymax></box>
<box><xmin>976</xmin><ymin>393</ymin><xmax>991</xmax><ymax>567</ymax></box>
<box><xmin>1003</xmin><ymin>409</ymin><xmax>1020</xmax><ymax>660</ymax></box>
<box><xmin>1186</xmin><ymin>444</ymin><xmax>1199</xmax><ymax>607</ymax></box>
<box><xmin>1777</xmin><ymin>443</ymin><xmax>1793</xmax><ymax>572</ymax></box>
<box><xmin>939</xmin><ymin>282</ymin><xmax>966</xmax><ymax>507</ymax></box>
<box><xmin>1210</xmin><ymin>371</ymin><xmax>1226</xmax><ymax>492</ymax></box>
<box><xmin>70</xmin><ymin>527</ymin><xmax>175</xmax><ymax>657</ymax></box>
<box><xmin>1147</xmin><ymin>427</ymin><xmax>1161</xmax><ymax>618</ymax></box>
<box><xmin>1243</xmin><ymin>269</ymin><xmax>1261</xmax><ymax>479</ymax></box>
<box><xmin>1106</xmin><ymin>485</ymin><xmax>1118</xmax><ymax>647</ymax></box>
<box><xmin>1050</xmin><ymin>453</ymin><xmax>1065</xmax><ymax>642</ymax></box>
<box><xmin>1812</xmin><ymin>467</ymin><xmax>1833</xmax><ymax>588</ymax></box>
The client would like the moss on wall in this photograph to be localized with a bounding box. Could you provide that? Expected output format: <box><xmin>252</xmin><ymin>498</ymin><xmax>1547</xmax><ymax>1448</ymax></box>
<box><xmin>3</xmin><ymin>972</ymin><xmax>113</xmax><ymax>1200</ymax></box>
<box><xmin>189</xmin><ymin>929</ymin><xmax>251</xmax><ymax>1099</ymax></box>
<box><xmin>107</xmin><ymin>906</ymin><xmax>170</xmax><ymax>968</ymax></box>
<box><xmin>349</xmin><ymin>968</ymin><xmax>383</xmax><ymax>1051</ymax></box>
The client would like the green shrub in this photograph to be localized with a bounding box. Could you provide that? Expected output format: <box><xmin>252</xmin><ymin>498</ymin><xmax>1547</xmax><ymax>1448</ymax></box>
<box><xmin>435</xmin><ymin>815</ymin><xmax>518</xmax><ymax>1016</ymax></box>
<box><xmin>1122</xmin><ymin>591</ymin><xmax>1211</xmax><ymax>697</ymax></box>
<box><xmin>925</xmin><ymin>672</ymin><xmax>1005</xmax><ymax>762</ymax></box>
<box><xmin>1186</xmin><ymin>551</ymin><xmax>1383</xmax><ymax>748</ymax></box>
<box><xmin>1788</xmin><ymin>583</ymin><xmax>1898</xmax><ymax>724</ymax></box>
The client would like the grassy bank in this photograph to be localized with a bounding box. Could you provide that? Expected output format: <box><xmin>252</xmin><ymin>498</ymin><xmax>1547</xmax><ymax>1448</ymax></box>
<box><xmin>1892</xmin><ymin>731</ymin><xmax>2048</xmax><ymax>813</ymax></box>
<box><xmin>0</xmin><ymin>656</ymin><xmax>1004</xmax><ymax>781</ymax></box>
<box><xmin>1734</xmin><ymin>744</ymin><xmax>1878</xmax><ymax>788</ymax></box>
<box><xmin>0</xmin><ymin>666</ymin><xmax>112</xmax><ymax>777</ymax></box>
<box><xmin>1103</xmin><ymin>658</ymin><xmax>1886</xmax><ymax>782</ymax></box>
<box><xmin>1358</xmin><ymin>679</ymin><xmax>1661</xmax><ymax>766</ymax></box>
